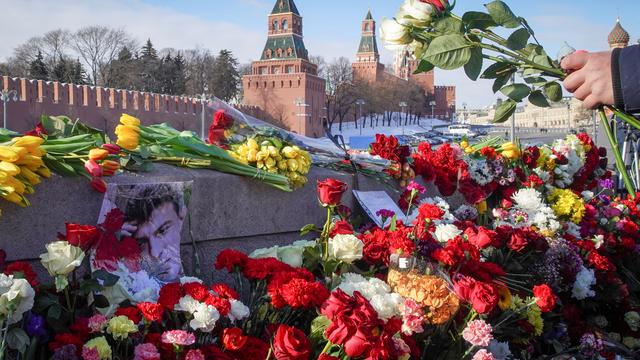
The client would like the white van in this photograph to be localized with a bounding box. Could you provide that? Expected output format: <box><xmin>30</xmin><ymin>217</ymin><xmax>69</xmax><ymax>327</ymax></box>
<box><xmin>448</xmin><ymin>124</ymin><xmax>477</xmax><ymax>137</ymax></box>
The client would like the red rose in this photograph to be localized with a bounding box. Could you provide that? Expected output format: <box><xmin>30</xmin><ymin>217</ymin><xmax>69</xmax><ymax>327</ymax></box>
<box><xmin>215</xmin><ymin>249</ymin><xmax>249</xmax><ymax>272</ymax></box>
<box><xmin>454</xmin><ymin>276</ymin><xmax>476</xmax><ymax>301</ymax></box>
<box><xmin>158</xmin><ymin>283</ymin><xmax>184</xmax><ymax>310</ymax></box>
<box><xmin>466</xmin><ymin>226</ymin><xmax>496</xmax><ymax>249</ymax></box>
<box><xmin>115</xmin><ymin>307</ymin><xmax>142</xmax><ymax>324</ymax></box>
<box><xmin>65</xmin><ymin>223</ymin><xmax>99</xmax><ymax>250</ymax></box>
<box><xmin>508</xmin><ymin>228</ymin><xmax>532</xmax><ymax>252</ymax></box>
<box><xmin>470</xmin><ymin>281</ymin><xmax>498</xmax><ymax>314</ymax></box>
<box><xmin>532</xmin><ymin>284</ymin><xmax>556</xmax><ymax>312</ymax></box>
<box><xmin>318</xmin><ymin>355</ymin><xmax>339</xmax><ymax>360</ymax></box>
<box><xmin>211</xmin><ymin>283</ymin><xmax>239</xmax><ymax>300</ymax></box>
<box><xmin>228</xmin><ymin>337</ymin><xmax>270</xmax><ymax>359</ymax></box>
<box><xmin>25</xmin><ymin>122</ymin><xmax>48</xmax><ymax>137</ymax></box>
<box><xmin>49</xmin><ymin>333</ymin><xmax>83</xmax><ymax>353</ymax></box>
<box><xmin>137</xmin><ymin>302</ymin><xmax>165</xmax><ymax>322</ymax></box>
<box><xmin>223</xmin><ymin>327</ymin><xmax>248</xmax><ymax>351</ymax></box>
<box><xmin>420</xmin><ymin>0</ymin><xmax>447</xmax><ymax>12</ymax></box>
<box><xmin>4</xmin><ymin>261</ymin><xmax>39</xmax><ymax>288</ymax></box>
<box><xmin>317</xmin><ymin>178</ymin><xmax>347</xmax><ymax>206</ymax></box>
<box><xmin>273</xmin><ymin>324</ymin><xmax>311</xmax><ymax>360</ymax></box>
<box><xmin>329</xmin><ymin>220</ymin><xmax>354</xmax><ymax>237</ymax></box>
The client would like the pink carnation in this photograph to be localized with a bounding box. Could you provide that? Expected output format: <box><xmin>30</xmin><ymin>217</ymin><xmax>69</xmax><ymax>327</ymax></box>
<box><xmin>185</xmin><ymin>349</ymin><xmax>205</xmax><ymax>360</ymax></box>
<box><xmin>472</xmin><ymin>349</ymin><xmax>496</xmax><ymax>360</ymax></box>
<box><xmin>87</xmin><ymin>314</ymin><xmax>108</xmax><ymax>333</ymax></box>
<box><xmin>81</xmin><ymin>346</ymin><xmax>100</xmax><ymax>360</ymax></box>
<box><xmin>134</xmin><ymin>343</ymin><xmax>161</xmax><ymax>360</ymax></box>
<box><xmin>407</xmin><ymin>181</ymin><xmax>426</xmax><ymax>194</ymax></box>
<box><xmin>400</xmin><ymin>299</ymin><xmax>425</xmax><ymax>335</ymax></box>
<box><xmin>462</xmin><ymin>319</ymin><xmax>493</xmax><ymax>347</ymax></box>
<box><xmin>161</xmin><ymin>330</ymin><xmax>196</xmax><ymax>346</ymax></box>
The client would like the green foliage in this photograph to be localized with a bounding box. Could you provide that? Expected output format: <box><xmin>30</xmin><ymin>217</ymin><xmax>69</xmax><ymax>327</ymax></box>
<box><xmin>422</xmin><ymin>34</ymin><xmax>472</xmax><ymax>70</ymax></box>
<box><xmin>461</xmin><ymin>11</ymin><xmax>497</xmax><ymax>30</ymax></box>
<box><xmin>485</xmin><ymin>0</ymin><xmax>520</xmax><ymax>28</ymax></box>
<box><xmin>464</xmin><ymin>47</ymin><xmax>484</xmax><ymax>80</ymax></box>
<box><xmin>434</xmin><ymin>16</ymin><xmax>463</xmax><ymax>34</ymax></box>
<box><xmin>481</xmin><ymin>62</ymin><xmax>516</xmax><ymax>79</ymax></box>
<box><xmin>493</xmin><ymin>99</ymin><xmax>517</xmax><ymax>123</ymax></box>
<box><xmin>500</xmin><ymin>83</ymin><xmax>531</xmax><ymax>101</ymax></box>
<box><xmin>543</xmin><ymin>82</ymin><xmax>563</xmax><ymax>102</ymax></box>
<box><xmin>506</xmin><ymin>28</ymin><xmax>530</xmax><ymax>51</ymax></box>
<box><xmin>528</xmin><ymin>90</ymin><xmax>551</xmax><ymax>107</ymax></box>
<box><xmin>414</xmin><ymin>60</ymin><xmax>435</xmax><ymax>74</ymax></box>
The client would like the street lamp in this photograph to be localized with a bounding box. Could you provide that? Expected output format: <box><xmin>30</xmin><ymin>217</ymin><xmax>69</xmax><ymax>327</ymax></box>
<box><xmin>1</xmin><ymin>89</ymin><xmax>19</xmax><ymax>129</ymax></box>
<box><xmin>294</xmin><ymin>97</ymin><xmax>310</xmax><ymax>135</ymax></box>
<box><xmin>195</xmin><ymin>86</ymin><xmax>210</xmax><ymax>140</ymax></box>
<box><xmin>355</xmin><ymin>99</ymin><xmax>365</xmax><ymax>136</ymax></box>
<box><xmin>429</xmin><ymin>100</ymin><xmax>436</xmax><ymax>130</ymax></box>
<box><xmin>399</xmin><ymin>101</ymin><xmax>408</xmax><ymax>135</ymax></box>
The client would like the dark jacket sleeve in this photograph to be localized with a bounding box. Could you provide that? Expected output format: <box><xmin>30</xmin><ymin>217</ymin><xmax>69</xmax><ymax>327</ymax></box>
<box><xmin>613</xmin><ymin>45</ymin><xmax>640</xmax><ymax>113</ymax></box>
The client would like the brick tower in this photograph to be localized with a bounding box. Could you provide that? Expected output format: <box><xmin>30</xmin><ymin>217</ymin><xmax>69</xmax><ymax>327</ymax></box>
<box><xmin>242</xmin><ymin>0</ymin><xmax>326</xmax><ymax>137</ymax></box>
<box><xmin>352</xmin><ymin>10</ymin><xmax>385</xmax><ymax>83</ymax></box>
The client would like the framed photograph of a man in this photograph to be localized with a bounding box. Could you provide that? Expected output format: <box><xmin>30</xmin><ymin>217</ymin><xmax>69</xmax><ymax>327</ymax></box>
<box><xmin>95</xmin><ymin>181</ymin><xmax>193</xmax><ymax>286</ymax></box>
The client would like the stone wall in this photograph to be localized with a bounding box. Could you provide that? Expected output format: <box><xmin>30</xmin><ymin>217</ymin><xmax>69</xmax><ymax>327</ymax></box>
<box><xmin>0</xmin><ymin>165</ymin><xmax>387</xmax><ymax>283</ymax></box>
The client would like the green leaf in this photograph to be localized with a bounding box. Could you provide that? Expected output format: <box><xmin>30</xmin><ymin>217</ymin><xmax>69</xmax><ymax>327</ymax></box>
<box><xmin>481</xmin><ymin>62</ymin><xmax>515</xmax><ymax>79</ymax></box>
<box><xmin>485</xmin><ymin>0</ymin><xmax>520</xmax><ymax>28</ymax></box>
<box><xmin>434</xmin><ymin>16</ymin><xmax>463</xmax><ymax>34</ymax></box>
<box><xmin>506</xmin><ymin>28</ymin><xmax>530</xmax><ymax>51</ymax></box>
<box><xmin>500</xmin><ymin>84</ymin><xmax>531</xmax><ymax>101</ymax></box>
<box><xmin>54</xmin><ymin>275</ymin><xmax>69</xmax><ymax>292</ymax></box>
<box><xmin>533</xmin><ymin>54</ymin><xmax>553</xmax><ymax>69</ymax></box>
<box><xmin>523</xmin><ymin>76</ymin><xmax>548</xmax><ymax>86</ymax></box>
<box><xmin>464</xmin><ymin>47</ymin><xmax>484</xmax><ymax>81</ymax></box>
<box><xmin>414</xmin><ymin>60</ymin><xmax>435</xmax><ymax>74</ymax></box>
<box><xmin>310</xmin><ymin>315</ymin><xmax>331</xmax><ymax>343</ymax></box>
<box><xmin>92</xmin><ymin>269</ymin><xmax>120</xmax><ymax>287</ymax></box>
<box><xmin>300</xmin><ymin>223</ymin><xmax>318</xmax><ymax>236</ymax></box>
<box><xmin>493</xmin><ymin>99</ymin><xmax>518</xmax><ymax>123</ymax></box>
<box><xmin>47</xmin><ymin>304</ymin><xmax>62</xmax><ymax>320</ymax></box>
<box><xmin>6</xmin><ymin>328</ymin><xmax>30</xmax><ymax>353</ymax></box>
<box><xmin>529</xmin><ymin>90</ymin><xmax>551</xmax><ymax>107</ymax></box>
<box><xmin>422</xmin><ymin>34</ymin><xmax>472</xmax><ymax>70</ymax></box>
<box><xmin>92</xmin><ymin>294</ymin><xmax>110</xmax><ymax>308</ymax></box>
<box><xmin>492</xmin><ymin>73</ymin><xmax>513</xmax><ymax>93</ymax></box>
<box><xmin>544</xmin><ymin>82</ymin><xmax>563</xmax><ymax>102</ymax></box>
<box><xmin>461</xmin><ymin>11</ymin><xmax>497</xmax><ymax>30</ymax></box>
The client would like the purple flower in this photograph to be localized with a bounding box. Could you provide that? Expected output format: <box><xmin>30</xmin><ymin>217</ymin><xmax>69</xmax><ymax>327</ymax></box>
<box><xmin>579</xmin><ymin>333</ymin><xmax>603</xmax><ymax>357</ymax></box>
<box><xmin>418</xmin><ymin>240</ymin><xmax>442</xmax><ymax>258</ymax></box>
<box><xmin>407</xmin><ymin>181</ymin><xmax>426</xmax><ymax>194</ymax></box>
<box><xmin>376</xmin><ymin>209</ymin><xmax>395</xmax><ymax>219</ymax></box>
<box><xmin>51</xmin><ymin>345</ymin><xmax>79</xmax><ymax>360</ymax></box>
<box><xmin>26</xmin><ymin>314</ymin><xmax>47</xmax><ymax>338</ymax></box>
<box><xmin>599</xmin><ymin>178</ymin><xmax>614</xmax><ymax>190</ymax></box>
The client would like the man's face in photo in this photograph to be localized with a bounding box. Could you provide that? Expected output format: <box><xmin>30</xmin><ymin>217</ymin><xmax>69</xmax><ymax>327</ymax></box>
<box><xmin>134</xmin><ymin>201</ymin><xmax>185</xmax><ymax>282</ymax></box>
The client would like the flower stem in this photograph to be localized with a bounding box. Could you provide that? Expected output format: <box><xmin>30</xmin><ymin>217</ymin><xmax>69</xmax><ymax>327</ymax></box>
<box><xmin>321</xmin><ymin>207</ymin><xmax>333</xmax><ymax>260</ymax></box>
<box><xmin>598</xmin><ymin>108</ymin><xmax>636</xmax><ymax>198</ymax></box>
<box><xmin>320</xmin><ymin>341</ymin><xmax>333</xmax><ymax>355</ymax></box>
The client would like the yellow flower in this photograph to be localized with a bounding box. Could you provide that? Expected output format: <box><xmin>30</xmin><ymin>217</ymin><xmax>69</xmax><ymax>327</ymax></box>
<box><xmin>476</xmin><ymin>200</ymin><xmax>488</xmax><ymax>214</ymax></box>
<box><xmin>120</xmin><ymin>114</ymin><xmax>141</xmax><ymax>127</ymax></box>
<box><xmin>0</xmin><ymin>162</ymin><xmax>20</xmax><ymax>176</ymax></box>
<box><xmin>115</xmin><ymin>125</ymin><xmax>140</xmax><ymax>150</ymax></box>
<box><xmin>497</xmin><ymin>285</ymin><xmax>512</xmax><ymax>310</ymax></box>
<box><xmin>548</xmin><ymin>188</ymin><xmax>586</xmax><ymax>223</ymax></box>
<box><xmin>527</xmin><ymin>304</ymin><xmax>544</xmax><ymax>336</ymax></box>
<box><xmin>106</xmin><ymin>315</ymin><xmax>137</xmax><ymax>340</ymax></box>
<box><xmin>12</xmin><ymin>136</ymin><xmax>45</xmax><ymax>151</ymax></box>
<box><xmin>500</xmin><ymin>142</ymin><xmax>521</xmax><ymax>160</ymax></box>
<box><xmin>88</xmin><ymin>148</ymin><xmax>110</xmax><ymax>161</ymax></box>
<box><xmin>84</xmin><ymin>336</ymin><xmax>112</xmax><ymax>360</ymax></box>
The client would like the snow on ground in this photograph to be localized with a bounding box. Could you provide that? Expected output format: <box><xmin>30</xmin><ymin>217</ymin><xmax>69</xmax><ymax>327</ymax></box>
<box><xmin>330</xmin><ymin>116</ymin><xmax>450</xmax><ymax>140</ymax></box>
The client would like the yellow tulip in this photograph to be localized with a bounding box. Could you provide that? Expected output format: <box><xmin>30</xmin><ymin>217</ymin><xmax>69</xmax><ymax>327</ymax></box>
<box><xmin>2</xmin><ymin>192</ymin><xmax>25</xmax><ymax>206</ymax></box>
<box><xmin>0</xmin><ymin>147</ymin><xmax>20</xmax><ymax>162</ymax></box>
<box><xmin>15</xmin><ymin>154</ymin><xmax>44</xmax><ymax>169</ymax></box>
<box><xmin>19</xmin><ymin>166</ymin><xmax>40</xmax><ymax>185</ymax></box>
<box><xmin>247</xmin><ymin>138</ymin><xmax>259</xmax><ymax>150</ymax></box>
<box><xmin>4</xmin><ymin>176</ymin><xmax>25</xmax><ymax>194</ymax></box>
<box><xmin>115</xmin><ymin>125</ymin><xmax>140</xmax><ymax>150</ymax></box>
<box><xmin>88</xmin><ymin>148</ymin><xmax>109</xmax><ymax>161</ymax></box>
<box><xmin>287</xmin><ymin>159</ymin><xmax>299</xmax><ymax>172</ymax></box>
<box><xmin>120</xmin><ymin>114</ymin><xmax>141</xmax><ymax>127</ymax></box>
<box><xmin>35</xmin><ymin>166</ymin><xmax>51</xmax><ymax>178</ymax></box>
<box><xmin>265</xmin><ymin>157</ymin><xmax>276</xmax><ymax>169</ymax></box>
<box><xmin>12</xmin><ymin>136</ymin><xmax>44</xmax><ymax>150</ymax></box>
<box><xmin>247</xmin><ymin>149</ymin><xmax>258</xmax><ymax>163</ymax></box>
<box><xmin>0</xmin><ymin>162</ymin><xmax>20</xmax><ymax>176</ymax></box>
<box><xmin>277</xmin><ymin>160</ymin><xmax>288</xmax><ymax>171</ymax></box>
<box><xmin>282</xmin><ymin>146</ymin><xmax>298</xmax><ymax>159</ymax></box>
<box><xmin>256</xmin><ymin>150</ymin><xmax>269</xmax><ymax>162</ymax></box>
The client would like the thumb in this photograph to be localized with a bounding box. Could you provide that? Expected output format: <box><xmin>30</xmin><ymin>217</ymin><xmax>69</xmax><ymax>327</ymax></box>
<box><xmin>561</xmin><ymin>51</ymin><xmax>589</xmax><ymax>71</ymax></box>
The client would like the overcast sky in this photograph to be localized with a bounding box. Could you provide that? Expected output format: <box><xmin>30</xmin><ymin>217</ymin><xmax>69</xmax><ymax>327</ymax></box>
<box><xmin>1</xmin><ymin>0</ymin><xmax>637</xmax><ymax>108</ymax></box>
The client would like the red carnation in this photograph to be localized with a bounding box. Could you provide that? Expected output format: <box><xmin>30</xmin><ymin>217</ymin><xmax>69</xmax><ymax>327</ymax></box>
<box><xmin>466</xmin><ymin>226</ymin><xmax>496</xmax><ymax>249</ymax></box>
<box><xmin>205</xmin><ymin>296</ymin><xmax>231</xmax><ymax>316</ymax></box>
<box><xmin>5</xmin><ymin>261</ymin><xmax>39</xmax><ymax>288</ymax></box>
<box><xmin>587</xmin><ymin>251</ymin><xmax>616</xmax><ymax>272</ymax></box>
<box><xmin>281</xmin><ymin>278</ymin><xmax>330</xmax><ymax>309</ymax></box>
<box><xmin>137</xmin><ymin>302</ymin><xmax>165</xmax><ymax>322</ymax></box>
<box><xmin>211</xmin><ymin>283</ymin><xmax>239</xmax><ymax>300</ymax></box>
<box><xmin>65</xmin><ymin>223</ymin><xmax>99</xmax><ymax>250</ymax></box>
<box><xmin>317</xmin><ymin>178</ymin><xmax>347</xmax><ymax>206</ymax></box>
<box><xmin>183</xmin><ymin>282</ymin><xmax>210</xmax><ymax>302</ymax></box>
<box><xmin>329</xmin><ymin>220</ymin><xmax>354</xmax><ymax>238</ymax></box>
<box><xmin>115</xmin><ymin>306</ymin><xmax>142</xmax><ymax>324</ymax></box>
<box><xmin>273</xmin><ymin>324</ymin><xmax>311</xmax><ymax>360</ymax></box>
<box><xmin>215</xmin><ymin>249</ymin><xmax>249</xmax><ymax>272</ymax></box>
<box><xmin>470</xmin><ymin>281</ymin><xmax>498</xmax><ymax>314</ymax></box>
<box><xmin>223</xmin><ymin>327</ymin><xmax>248</xmax><ymax>351</ymax></box>
<box><xmin>48</xmin><ymin>333</ymin><xmax>84</xmax><ymax>353</ymax></box>
<box><xmin>158</xmin><ymin>283</ymin><xmax>184</xmax><ymax>310</ymax></box>
<box><xmin>532</xmin><ymin>284</ymin><xmax>556</xmax><ymax>313</ymax></box>
<box><xmin>243</xmin><ymin>257</ymin><xmax>293</xmax><ymax>280</ymax></box>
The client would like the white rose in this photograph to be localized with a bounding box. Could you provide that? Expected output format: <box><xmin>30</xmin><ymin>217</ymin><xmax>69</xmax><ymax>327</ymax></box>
<box><xmin>190</xmin><ymin>303</ymin><xmax>219</xmax><ymax>333</ymax></box>
<box><xmin>400</xmin><ymin>0</ymin><xmax>435</xmax><ymax>25</ymax></box>
<box><xmin>277</xmin><ymin>245</ymin><xmax>305</xmax><ymax>268</ymax></box>
<box><xmin>40</xmin><ymin>241</ymin><xmax>84</xmax><ymax>291</ymax></box>
<box><xmin>249</xmin><ymin>246</ymin><xmax>279</xmax><ymax>259</ymax></box>
<box><xmin>380</xmin><ymin>18</ymin><xmax>412</xmax><ymax>48</ymax></box>
<box><xmin>228</xmin><ymin>299</ymin><xmax>250</xmax><ymax>322</ymax></box>
<box><xmin>0</xmin><ymin>276</ymin><xmax>35</xmax><ymax>324</ymax></box>
<box><xmin>328</xmin><ymin>234</ymin><xmax>363</xmax><ymax>264</ymax></box>
<box><xmin>433</xmin><ymin>224</ymin><xmax>462</xmax><ymax>243</ymax></box>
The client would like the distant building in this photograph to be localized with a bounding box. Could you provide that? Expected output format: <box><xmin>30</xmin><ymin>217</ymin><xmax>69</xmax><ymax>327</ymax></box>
<box><xmin>351</xmin><ymin>11</ymin><xmax>456</xmax><ymax>120</ymax></box>
<box><xmin>242</xmin><ymin>0</ymin><xmax>326</xmax><ymax>137</ymax></box>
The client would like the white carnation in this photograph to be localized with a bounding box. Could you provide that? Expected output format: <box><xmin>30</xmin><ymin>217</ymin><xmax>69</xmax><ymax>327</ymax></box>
<box><xmin>370</xmin><ymin>293</ymin><xmax>404</xmax><ymax>321</ymax></box>
<box><xmin>433</xmin><ymin>224</ymin><xmax>462</xmax><ymax>243</ymax></box>
<box><xmin>228</xmin><ymin>299</ymin><xmax>250</xmax><ymax>323</ymax></box>
<box><xmin>572</xmin><ymin>266</ymin><xmax>596</xmax><ymax>300</ymax></box>
<box><xmin>190</xmin><ymin>303</ymin><xmax>219</xmax><ymax>332</ymax></box>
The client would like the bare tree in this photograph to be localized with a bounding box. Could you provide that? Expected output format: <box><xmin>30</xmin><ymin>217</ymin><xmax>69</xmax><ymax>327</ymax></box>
<box><xmin>183</xmin><ymin>47</ymin><xmax>216</xmax><ymax>95</ymax></box>
<box><xmin>72</xmin><ymin>26</ymin><xmax>135</xmax><ymax>85</ymax></box>
<box><xmin>324</xmin><ymin>57</ymin><xmax>357</xmax><ymax>131</ymax></box>
<box><xmin>309</xmin><ymin>55</ymin><xmax>326</xmax><ymax>78</ymax></box>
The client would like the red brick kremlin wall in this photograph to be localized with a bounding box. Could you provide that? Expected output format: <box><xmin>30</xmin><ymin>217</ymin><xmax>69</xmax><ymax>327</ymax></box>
<box><xmin>1</xmin><ymin>76</ymin><xmax>203</xmax><ymax>134</ymax></box>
